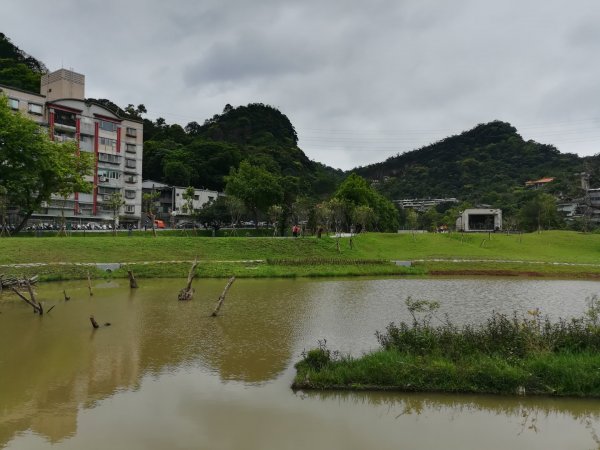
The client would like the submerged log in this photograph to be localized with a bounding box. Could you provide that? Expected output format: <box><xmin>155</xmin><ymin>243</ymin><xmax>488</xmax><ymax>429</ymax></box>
<box><xmin>63</xmin><ymin>290</ymin><xmax>70</xmax><ymax>301</ymax></box>
<box><xmin>211</xmin><ymin>276</ymin><xmax>236</xmax><ymax>317</ymax></box>
<box><xmin>0</xmin><ymin>274</ymin><xmax>38</xmax><ymax>289</ymax></box>
<box><xmin>90</xmin><ymin>315</ymin><xmax>99</xmax><ymax>329</ymax></box>
<box><xmin>178</xmin><ymin>258</ymin><xmax>199</xmax><ymax>301</ymax></box>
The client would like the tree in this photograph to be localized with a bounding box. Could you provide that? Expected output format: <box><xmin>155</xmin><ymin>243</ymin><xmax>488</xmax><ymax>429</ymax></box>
<box><xmin>268</xmin><ymin>204</ymin><xmax>283</xmax><ymax>236</ymax></box>
<box><xmin>181</xmin><ymin>186</ymin><xmax>196</xmax><ymax>218</ymax></box>
<box><xmin>0</xmin><ymin>185</ymin><xmax>9</xmax><ymax>236</ymax></box>
<box><xmin>292</xmin><ymin>196</ymin><xmax>314</xmax><ymax>235</ymax></box>
<box><xmin>197</xmin><ymin>196</ymin><xmax>229</xmax><ymax>232</ymax></box>
<box><xmin>0</xmin><ymin>95</ymin><xmax>93</xmax><ymax>232</ymax></box>
<box><xmin>353</xmin><ymin>205</ymin><xmax>375</xmax><ymax>232</ymax></box>
<box><xmin>142</xmin><ymin>191</ymin><xmax>160</xmax><ymax>237</ymax></box>
<box><xmin>225</xmin><ymin>195</ymin><xmax>245</xmax><ymax>236</ymax></box>
<box><xmin>334</xmin><ymin>173</ymin><xmax>398</xmax><ymax>231</ymax></box>
<box><xmin>315</xmin><ymin>201</ymin><xmax>333</xmax><ymax>233</ymax></box>
<box><xmin>518</xmin><ymin>192</ymin><xmax>561</xmax><ymax>232</ymax></box>
<box><xmin>225</xmin><ymin>161</ymin><xmax>283</xmax><ymax>227</ymax></box>
<box><xmin>106</xmin><ymin>191</ymin><xmax>125</xmax><ymax>236</ymax></box>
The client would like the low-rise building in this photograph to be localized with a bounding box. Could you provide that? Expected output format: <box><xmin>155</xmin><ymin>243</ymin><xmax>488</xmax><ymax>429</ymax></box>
<box><xmin>142</xmin><ymin>180</ymin><xmax>221</xmax><ymax>225</ymax></box>
<box><xmin>456</xmin><ymin>208</ymin><xmax>502</xmax><ymax>232</ymax></box>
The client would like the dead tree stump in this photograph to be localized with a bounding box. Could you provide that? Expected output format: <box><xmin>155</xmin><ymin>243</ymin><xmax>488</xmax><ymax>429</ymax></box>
<box><xmin>87</xmin><ymin>272</ymin><xmax>93</xmax><ymax>296</ymax></box>
<box><xmin>11</xmin><ymin>286</ymin><xmax>43</xmax><ymax>315</ymax></box>
<box><xmin>127</xmin><ymin>270</ymin><xmax>138</xmax><ymax>289</ymax></box>
<box><xmin>211</xmin><ymin>277</ymin><xmax>236</xmax><ymax>317</ymax></box>
<box><xmin>178</xmin><ymin>258</ymin><xmax>199</xmax><ymax>301</ymax></box>
<box><xmin>90</xmin><ymin>315</ymin><xmax>99</xmax><ymax>329</ymax></box>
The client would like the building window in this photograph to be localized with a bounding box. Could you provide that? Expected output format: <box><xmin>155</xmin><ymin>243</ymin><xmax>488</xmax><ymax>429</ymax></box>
<box><xmin>99</xmin><ymin>137</ymin><xmax>116</xmax><ymax>148</ymax></box>
<box><xmin>125</xmin><ymin>190</ymin><xmax>136</xmax><ymax>199</ymax></box>
<box><xmin>126</xmin><ymin>127</ymin><xmax>137</xmax><ymax>137</ymax></box>
<box><xmin>98</xmin><ymin>186</ymin><xmax>119</xmax><ymax>195</ymax></box>
<box><xmin>194</xmin><ymin>195</ymin><xmax>199</xmax><ymax>200</ymax></box>
<box><xmin>55</xmin><ymin>110</ymin><xmax>76</xmax><ymax>127</ymax></box>
<box><xmin>125</xmin><ymin>205</ymin><xmax>135</xmax><ymax>214</ymax></box>
<box><xmin>28</xmin><ymin>103</ymin><xmax>43</xmax><ymax>115</ymax></box>
<box><xmin>125</xmin><ymin>175</ymin><xmax>137</xmax><ymax>184</ymax></box>
<box><xmin>98</xmin><ymin>153</ymin><xmax>121</xmax><ymax>164</ymax></box>
<box><xmin>125</xmin><ymin>144</ymin><xmax>136</xmax><ymax>153</ymax></box>
<box><xmin>8</xmin><ymin>98</ymin><xmax>19</xmax><ymax>110</ymax></box>
<box><xmin>99</xmin><ymin>120</ymin><xmax>118</xmax><ymax>132</ymax></box>
<box><xmin>98</xmin><ymin>170</ymin><xmax>121</xmax><ymax>182</ymax></box>
<box><xmin>125</xmin><ymin>159</ymin><xmax>136</xmax><ymax>169</ymax></box>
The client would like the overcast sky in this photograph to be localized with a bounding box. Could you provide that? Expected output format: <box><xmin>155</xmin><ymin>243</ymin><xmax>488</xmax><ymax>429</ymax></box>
<box><xmin>4</xmin><ymin>0</ymin><xmax>600</xmax><ymax>170</ymax></box>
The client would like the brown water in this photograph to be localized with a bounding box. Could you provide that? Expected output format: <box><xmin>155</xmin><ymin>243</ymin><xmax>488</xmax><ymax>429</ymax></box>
<box><xmin>1</xmin><ymin>277</ymin><xmax>600</xmax><ymax>449</ymax></box>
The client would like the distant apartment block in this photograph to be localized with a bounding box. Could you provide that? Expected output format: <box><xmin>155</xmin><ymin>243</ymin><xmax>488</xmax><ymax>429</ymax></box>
<box><xmin>394</xmin><ymin>197</ymin><xmax>459</xmax><ymax>211</ymax></box>
<box><xmin>0</xmin><ymin>69</ymin><xmax>143</xmax><ymax>227</ymax></box>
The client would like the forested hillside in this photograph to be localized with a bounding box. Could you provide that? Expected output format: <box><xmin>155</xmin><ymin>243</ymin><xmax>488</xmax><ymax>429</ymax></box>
<box><xmin>354</xmin><ymin>121</ymin><xmax>590</xmax><ymax>206</ymax></box>
<box><xmin>0</xmin><ymin>33</ymin><xmax>47</xmax><ymax>92</ymax></box>
<box><xmin>141</xmin><ymin>103</ymin><xmax>343</xmax><ymax>195</ymax></box>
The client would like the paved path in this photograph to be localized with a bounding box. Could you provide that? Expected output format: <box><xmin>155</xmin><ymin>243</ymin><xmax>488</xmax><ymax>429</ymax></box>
<box><xmin>0</xmin><ymin>260</ymin><xmax>265</xmax><ymax>269</ymax></box>
<box><xmin>2</xmin><ymin>258</ymin><xmax>600</xmax><ymax>269</ymax></box>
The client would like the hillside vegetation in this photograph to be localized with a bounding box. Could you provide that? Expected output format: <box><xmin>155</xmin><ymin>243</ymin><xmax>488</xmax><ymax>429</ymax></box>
<box><xmin>0</xmin><ymin>33</ymin><xmax>47</xmax><ymax>92</ymax></box>
<box><xmin>354</xmin><ymin>121</ymin><xmax>591</xmax><ymax>205</ymax></box>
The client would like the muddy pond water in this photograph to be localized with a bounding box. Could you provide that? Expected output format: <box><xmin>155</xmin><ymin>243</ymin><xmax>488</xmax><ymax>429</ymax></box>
<box><xmin>1</xmin><ymin>277</ymin><xmax>600</xmax><ymax>449</ymax></box>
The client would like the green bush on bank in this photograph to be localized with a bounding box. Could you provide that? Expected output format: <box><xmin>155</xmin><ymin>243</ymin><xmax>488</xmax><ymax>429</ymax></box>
<box><xmin>294</xmin><ymin>297</ymin><xmax>600</xmax><ymax>397</ymax></box>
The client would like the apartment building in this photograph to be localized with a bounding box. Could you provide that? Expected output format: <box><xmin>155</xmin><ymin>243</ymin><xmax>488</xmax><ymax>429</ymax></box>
<box><xmin>0</xmin><ymin>69</ymin><xmax>143</xmax><ymax>227</ymax></box>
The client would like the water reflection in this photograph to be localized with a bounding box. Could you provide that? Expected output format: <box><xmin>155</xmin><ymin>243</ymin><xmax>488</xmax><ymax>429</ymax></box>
<box><xmin>1</xmin><ymin>277</ymin><xmax>600</xmax><ymax>449</ymax></box>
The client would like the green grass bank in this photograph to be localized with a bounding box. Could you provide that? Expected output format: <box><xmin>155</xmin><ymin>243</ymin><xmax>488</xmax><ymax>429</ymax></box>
<box><xmin>1</xmin><ymin>230</ymin><xmax>600</xmax><ymax>281</ymax></box>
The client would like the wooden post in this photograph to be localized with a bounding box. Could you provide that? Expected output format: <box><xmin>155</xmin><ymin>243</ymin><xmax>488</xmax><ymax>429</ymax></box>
<box><xmin>211</xmin><ymin>276</ymin><xmax>236</xmax><ymax>317</ymax></box>
<box><xmin>178</xmin><ymin>258</ymin><xmax>199</xmax><ymax>301</ymax></box>
<box><xmin>87</xmin><ymin>272</ymin><xmax>93</xmax><ymax>296</ymax></box>
<box><xmin>127</xmin><ymin>270</ymin><xmax>138</xmax><ymax>289</ymax></box>
<box><xmin>90</xmin><ymin>315</ymin><xmax>99</xmax><ymax>329</ymax></box>
<box><xmin>63</xmin><ymin>290</ymin><xmax>70</xmax><ymax>301</ymax></box>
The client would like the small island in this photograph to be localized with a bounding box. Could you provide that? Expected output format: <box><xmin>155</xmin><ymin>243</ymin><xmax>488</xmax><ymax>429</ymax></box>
<box><xmin>293</xmin><ymin>297</ymin><xmax>600</xmax><ymax>397</ymax></box>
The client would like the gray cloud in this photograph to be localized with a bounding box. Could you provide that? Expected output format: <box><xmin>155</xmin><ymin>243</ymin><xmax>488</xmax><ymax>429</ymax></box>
<box><xmin>4</xmin><ymin>0</ymin><xmax>600</xmax><ymax>169</ymax></box>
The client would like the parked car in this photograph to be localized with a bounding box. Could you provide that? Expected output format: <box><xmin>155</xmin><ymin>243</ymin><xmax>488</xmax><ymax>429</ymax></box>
<box><xmin>176</xmin><ymin>221</ymin><xmax>200</xmax><ymax>229</ymax></box>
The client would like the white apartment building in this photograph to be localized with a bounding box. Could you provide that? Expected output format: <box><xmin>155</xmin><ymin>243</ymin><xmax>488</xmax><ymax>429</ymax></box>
<box><xmin>0</xmin><ymin>69</ymin><xmax>143</xmax><ymax>227</ymax></box>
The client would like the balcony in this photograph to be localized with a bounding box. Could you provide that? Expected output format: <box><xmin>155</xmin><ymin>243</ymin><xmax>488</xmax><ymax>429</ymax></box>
<box><xmin>125</xmin><ymin>127</ymin><xmax>137</xmax><ymax>138</ymax></box>
<box><xmin>54</xmin><ymin>121</ymin><xmax>76</xmax><ymax>132</ymax></box>
<box><xmin>53</xmin><ymin>134</ymin><xmax>76</xmax><ymax>143</ymax></box>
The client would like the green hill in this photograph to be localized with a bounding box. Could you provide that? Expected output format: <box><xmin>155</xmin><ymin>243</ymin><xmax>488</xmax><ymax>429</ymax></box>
<box><xmin>142</xmin><ymin>103</ymin><xmax>343</xmax><ymax>195</ymax></box>
<box><xmin>354</xmin><ymin>121</ymin><xmax>587</xmax><ymax>205</ymax></box>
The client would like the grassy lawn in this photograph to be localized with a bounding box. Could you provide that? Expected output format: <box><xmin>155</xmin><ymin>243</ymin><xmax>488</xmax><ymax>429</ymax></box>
<box><xmin>1</xmin><ymin>230</ymin><xmax>599</xmax><ymax>280</ymax></box>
